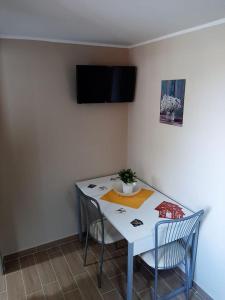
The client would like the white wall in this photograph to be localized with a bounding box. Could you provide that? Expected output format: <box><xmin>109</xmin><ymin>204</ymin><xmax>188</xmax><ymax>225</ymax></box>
<box><xmin>128</xmin><ymin>24</ymin><xmax>225</xmax><ymax>299</ymax></box>
<box><xmin>0</xmin><ymin>39</ymin><xmax>129</xmax><ymax>255</ymax></box>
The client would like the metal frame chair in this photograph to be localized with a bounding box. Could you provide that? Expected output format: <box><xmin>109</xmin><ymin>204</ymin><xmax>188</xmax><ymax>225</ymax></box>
<box><xmin>140</xmin><ymin>209</ymin><xmax>204</xmax><ymax>300</ymax></box>
<box><xmin>79</xmin><ymin>191</ymin><xmax>123</xmax><ymax>288</ymax></box>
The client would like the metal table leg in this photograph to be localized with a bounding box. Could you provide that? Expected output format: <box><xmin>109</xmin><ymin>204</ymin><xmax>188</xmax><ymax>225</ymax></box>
<box><xmin>75</xmin><ymin>185</ymin><xmax>83</xmax><ymax>242</ymax></box>
<box><xmin>127</xmin><ymin>242</ymin><xmax>134</xmax><ymax>300</ymax></box>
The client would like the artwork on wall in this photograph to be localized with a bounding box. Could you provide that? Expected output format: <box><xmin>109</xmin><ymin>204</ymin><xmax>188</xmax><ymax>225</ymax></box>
<box><xmin>160</xmin><ymin>79</ymin><xmax>186</xmax><ymax>126</ymax></box>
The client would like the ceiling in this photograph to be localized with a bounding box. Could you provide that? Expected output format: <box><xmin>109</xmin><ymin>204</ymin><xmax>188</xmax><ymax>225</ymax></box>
<box><xmin>0</xmin><ymin>0</ymin><xmax>225</xmax><ymax>47</ymax></box>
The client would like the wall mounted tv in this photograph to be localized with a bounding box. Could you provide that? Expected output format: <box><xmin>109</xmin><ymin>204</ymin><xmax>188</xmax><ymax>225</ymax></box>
<box><xmin>76</xmin><ymin>65</ymin><xmax>137</xmax><ymax>103</ymax></box>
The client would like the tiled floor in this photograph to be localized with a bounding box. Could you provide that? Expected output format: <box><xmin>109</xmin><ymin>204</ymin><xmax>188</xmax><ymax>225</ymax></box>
<box><xmin>0</xmin><ymin>239</ymin><xmax>203</xmax><ymax>300</ymax></box>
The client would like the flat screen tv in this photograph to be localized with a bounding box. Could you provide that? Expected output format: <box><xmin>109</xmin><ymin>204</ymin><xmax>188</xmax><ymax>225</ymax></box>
<box><xmin>76</xmin><ymin>65</ymin><xmax>137</xmax><ymax>103</ymax></box>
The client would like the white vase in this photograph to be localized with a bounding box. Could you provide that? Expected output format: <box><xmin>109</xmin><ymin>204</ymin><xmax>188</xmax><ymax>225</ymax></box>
<box><xmin>170</xmin><ymin>112</ymin><xmax>175</xmax><ymax>121</ymax></box>
<box><xmin>166</xmin><ymin>111</ymin><xmax>170</xmax><ymax>121</ymax></box>
<box><xmin>122</xmin><ymin>182</ymin><xmax>134</xmax><ymax>194</ymax></box>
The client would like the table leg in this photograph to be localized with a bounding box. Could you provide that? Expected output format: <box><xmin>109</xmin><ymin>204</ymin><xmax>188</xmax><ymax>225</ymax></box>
<box><xmin>189</xmin><ymin>230</ymin><xmax>199</xmax><ymax>288</ymax></box>
<box><xmin>75</xmin><ymin>185</ymin><xmax>83</xmax><ymax>242</ymax></box>
<box><xmin>127</xmin><ymin>242</ymin><xmax>134</xmax><ymax>300</ymax></box>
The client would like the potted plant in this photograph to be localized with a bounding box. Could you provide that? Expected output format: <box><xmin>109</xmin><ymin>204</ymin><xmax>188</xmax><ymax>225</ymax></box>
<box><xmin>118</xmin><ymin>168</ymin><xmax>137</xmax><ymax>194</ymax></box>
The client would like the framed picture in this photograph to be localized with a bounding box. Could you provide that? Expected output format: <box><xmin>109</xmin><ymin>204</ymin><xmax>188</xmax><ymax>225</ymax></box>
<box><xmin>160</xmin><ymin>79</ymin><xmax>186</xmax><ymax>126</ymax></box>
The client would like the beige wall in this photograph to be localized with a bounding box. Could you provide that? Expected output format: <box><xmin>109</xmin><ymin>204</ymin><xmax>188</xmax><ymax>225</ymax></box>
<box><xmin>128</xmin><ymin>24</ymin><xmax>225</xmax><ymax>299</ymax></box>
<box><xmin>0</xmin><ymin>39</ymin><xmax>129</xmax><ymax>255</ymax></box>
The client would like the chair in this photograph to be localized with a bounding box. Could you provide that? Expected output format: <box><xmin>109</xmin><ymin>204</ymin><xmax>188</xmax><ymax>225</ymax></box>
<box><xmin>80</xmin><ymin>192</ymin><xmax>123</xmax><ymax>288</ymax></box>
<box><xmin>139</xmin><ymin>209</ymin><xmax>204</xmax><ymax>300</ymax></box>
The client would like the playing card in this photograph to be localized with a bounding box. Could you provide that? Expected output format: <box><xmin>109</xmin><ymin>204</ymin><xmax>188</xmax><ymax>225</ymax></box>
<box><xmin>131</xmin><ymin>219</ymin><xmax>143</xmax><ymax>227</ymax></box>
<box><xmin>99</xmin><ymin>186</ymin><xmax>107</xmax><ymax>191</ymax></box>
<box><xmin>88</xmin><ymin>184</ymin><xmax>97</xmax><ymax>188</ymax></box>
<box><xmin>116</xmin><ymin>208</ymin><xmax>126</xmax><ymax>213</ymax></box>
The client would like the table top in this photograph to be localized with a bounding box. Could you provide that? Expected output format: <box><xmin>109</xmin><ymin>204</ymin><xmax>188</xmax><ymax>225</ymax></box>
<box><xmin>76</xmin><ymin>175</ymin><xmax>193</xmax><ymax>244</ymax></box>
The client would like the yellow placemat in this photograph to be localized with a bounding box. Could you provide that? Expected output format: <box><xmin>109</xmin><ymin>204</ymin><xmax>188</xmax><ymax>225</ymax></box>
<box><xmin>101</xmin><ymin>188</ymin><xmax>154</xmax><ymax>209</ymax></box>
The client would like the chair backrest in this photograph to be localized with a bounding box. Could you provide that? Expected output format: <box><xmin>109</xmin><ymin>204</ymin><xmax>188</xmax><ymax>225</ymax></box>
<box><xmin>155</xmin><ymin>209</ymin><xmax>204</xmax><ymax>269</ymax></box>
<box><xmin>79</xmin><ymin>191</ymin><xmax>105</xmax><ymax>243</ymax></box>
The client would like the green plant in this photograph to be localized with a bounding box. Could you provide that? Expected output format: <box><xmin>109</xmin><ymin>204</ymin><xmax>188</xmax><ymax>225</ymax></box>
<box><xmin>118</xmin><ymin>168</ymin><xmax>137</xmax><ymax>184</ymax></box>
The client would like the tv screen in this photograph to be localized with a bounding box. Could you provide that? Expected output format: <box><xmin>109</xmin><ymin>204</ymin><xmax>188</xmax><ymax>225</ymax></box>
<box><xmin>111</xmin><ymin>66</ymin><xmax>136</xmax><ymax>102</ymax></box>
<box><xmin>76</xmin><ymin>65</ymin><xmax>136</xmax><ymax>103</ymax></box>
<box><xmin>76</xmin><ymin>66</ymin><xmax>112</xmax><ymax>103</ymax></box>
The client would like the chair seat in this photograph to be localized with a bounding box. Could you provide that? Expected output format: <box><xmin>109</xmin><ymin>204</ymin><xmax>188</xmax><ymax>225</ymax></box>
<box><xmin>139</xmin><ymin>241</ymin><xmax>186</xmax><ymax>269</ymax></box>
<box><xmin>90</xmin><ymin>219</ymin><xmax>123</xmax><ymax>244</ymax></box>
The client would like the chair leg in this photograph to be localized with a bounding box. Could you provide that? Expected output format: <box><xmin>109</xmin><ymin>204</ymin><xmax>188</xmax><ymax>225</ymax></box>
<box><xmin>154</xmin><ymin>268</ymin><xmax>158</xmax><ymax>300</ymax></box>
<box><xmin>83</xmin><ymin>230</ymin><xmax>89</xmax><ymax>266</ymax></box>
<box><xmin>186</xmin><ymin>283</ymin><xmax>190</xmax><ymax>300</ymax></box>
<box><xmin>97</xmin><ymin>242</ymin><xmax>104</xmax><ymax>288</ymax></box>
<box><xmin>185</xmin><ymin>260</ymin><xmax>190</xmax><ymax>299</ymax></box>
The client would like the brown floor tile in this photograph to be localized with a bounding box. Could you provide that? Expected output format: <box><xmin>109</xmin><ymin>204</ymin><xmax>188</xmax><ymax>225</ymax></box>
<box><xmin>81</xmin><ymin>242</ymin><xmax>122</xmax><ymax>278</ymax></box>
<box><xmin>35</xmin><ymin>251</ymin><xmax>56</xmax><ymax>285</ymax></box>
<box><xmin>20</xmin><ymin>255</ymin><xmax>42</xmax><ymax>295</ymax></box>
<box><xmin>106</xmin><ymin>243</ymin><xmax>127</xmax><ymax>257</ymax></box>
<box><xmin>193</xmin><ymin>287</ymin><xmax>211</xmax><ymax>300</ymax></box>
<box><xmin>72</xmin><ymin>239</ymin><xmax>84</xmax><ymax>250</ymax></box>
<box><xmin>193</xmin><ymin>292</ymin><xmax>202</xmax><ymax>300</ymax></box>
<box><xmin>43</xmin><ymin>281</ymin><xmax>64</xmax><ymax>300</ymax></box>
<box><xmin>137</xmin><ymin>275</ymin><xmax>171</xmax><ymax>299</ymax></box>
<box><xmin>107</xmin><ymin>244</ymin><xmax>127</xmax><ymax>261</ymax></box>
<box><xmin>156</xmin><ymin>277</ymin><xmax>172</xmax><ymax>298</ymax></box>
<box><xmin>77</xmin><ymin>247</ymin><xmax>97</xmax><ymax>266</ymax></box>
<box><xmin>64</xmin><ymin>289</ymin><xmax>83</xmax><ymax>300</ymax></box>
<box><xmin>48</xmin><ymin>247</ymin><xmax>77</xmax><ymax>293</ymax></box>
<box><xmin>27</xmin><ymin>290</ymin><xmax>45</xmax><ymax>299</ymax></box>
<box><xmin>2</xmin><ymin>240</ymin><xmax>209</xmax><ymax>300</ymax></box>
<box><xmin>113</xmin><ymin>255</ymin><xmax>127</xmax><ymax>274</ymax></box>
<box><xmin>75</xmin><ymin>271</ymin><xmax>103</xmax><ymax>300</ymax></box>
<box><xmin>110</xmin><ymin>274</ymin><xmax>140</xmax><ymax>300</ymax></box>
<box><xmin>133</xmin><ymin>270</ymin><xmax>150</xmax><ymax>293</ymax></box>
<box><xmin>6</xmin><ymin>271</ymin><xmax>26</xmax><ymax>300</ymax></box>
<box><xmin>103</xmin><ymin>260</ymin><xmax>121</xmax><ymax>278</ymax></box>
<box><xmin>174</xmin><ymin>268</ymin><xmax>206</xmax><ymax>299</ymax></box>
<box><xmin>0</xmin><ymin>273</ymin><xmax>6</xmax><ymax>293</ymax></box>
<box><xmin>160</xmin><ymin>269</ymin><xmax>183</xmax><ymax>290</ymax></box>
<box><xmin>86</xmin><ymin>263</ymin><xmax>114</xmax><ymax>294</ymax></box>
<box><xmin>138</xmin><ymin>288</ymin><xmax>153</xmax><ymax>300</ymax></box>
<box><xmin>159</xmin><ymin>270</ymin><xmax>198</xmax><ymax>300</ymax></box>
<box><xmin>90</xmin><ymin>243</ymin><xmax>113</xmax><ymax>260</ymax></box>
<box><xmin>61</xmin><ymin>243</ymin><xmax>86</xmax><ymax>276</ymax></box>
<box><xmin>0</xmin><ymin>293</ymin><xmax>7</xmax><ymax>300</ymax></box>
<box><xmin>103</xmin><ymin>289</ymin><xmax>123</xmax><ymax>300</ymax></box>
<box><xmin>176</xmin><ymin>290</ymin><xmax>201</xmax><ymax>300</ymax></box>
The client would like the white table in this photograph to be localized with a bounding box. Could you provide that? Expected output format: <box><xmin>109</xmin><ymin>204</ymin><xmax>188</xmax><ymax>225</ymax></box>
<box><xmin>75</xmin><ymin>175</ymin><xmax>194</xmax><ymax>300</ymax></box>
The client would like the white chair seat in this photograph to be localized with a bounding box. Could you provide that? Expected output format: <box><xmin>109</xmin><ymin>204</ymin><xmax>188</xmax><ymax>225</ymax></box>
<box><xmin>139</xmin><ymin>241</ymin><xmax>185</xmax><ymax>269</ymax></box>
<box><xmin>90</xmin><ymin>219</ymin><xmax>123</xmax><ymax>244</ymax></box>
